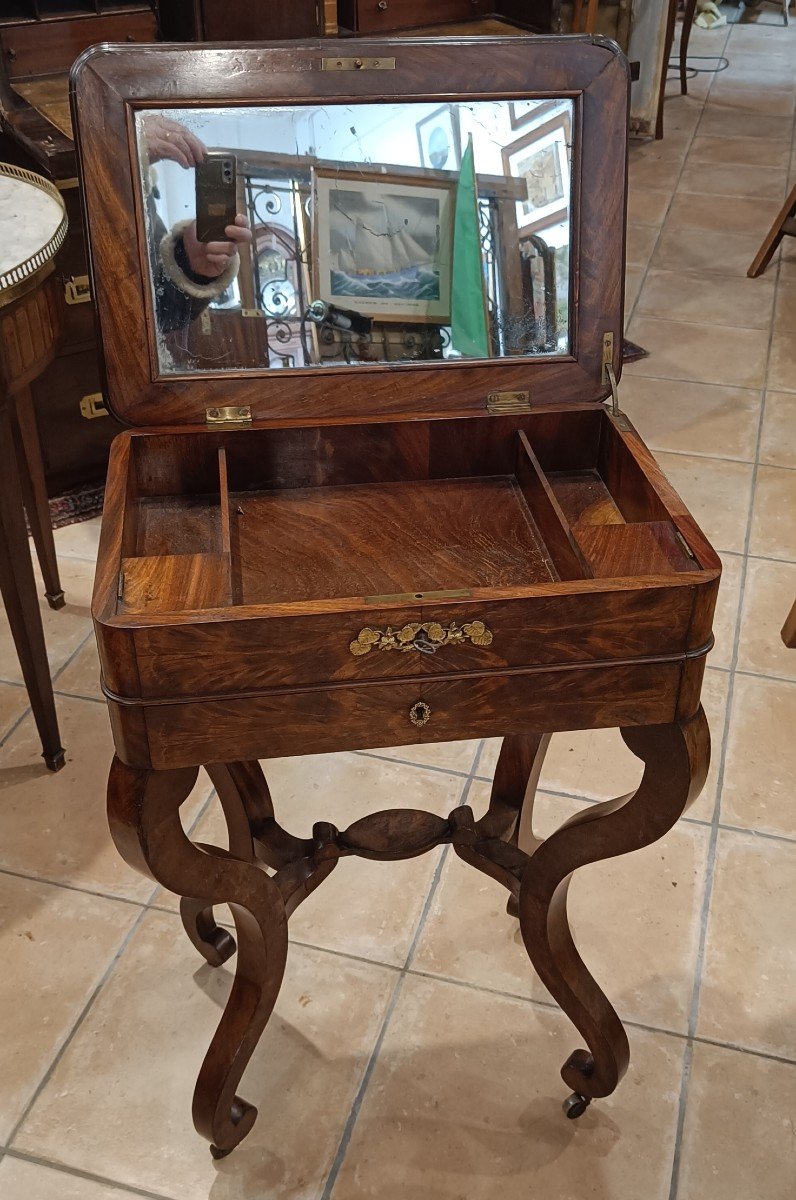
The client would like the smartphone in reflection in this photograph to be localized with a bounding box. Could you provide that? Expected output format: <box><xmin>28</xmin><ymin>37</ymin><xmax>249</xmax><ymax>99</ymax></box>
<box><xmin>195</xmin><ymin>153</ymin><xmax>237</xmax><ymax>243</ymax></box>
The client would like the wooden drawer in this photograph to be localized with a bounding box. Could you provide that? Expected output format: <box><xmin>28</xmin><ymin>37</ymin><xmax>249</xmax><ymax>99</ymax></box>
<box><xmin>352</xmin><ymin>0</ymin><xmax>489</xmax><ymax>34</ymax></box>
<box><xmin>114</xmin><ymin>583</ymin><xmax>700</xmax><ymax>701</ymax></box>
<box><xmin>111</xmin><ymin>659</ymin><xmax>682</xmax><ymax>769</ymax></box>
<box><xmin>1</xmin><ymin>11</ymin><xmax>158</xmax><ymax>81</ymax></box>
<box><xmin>200</xmin><ymin>0</ymin><xmax>322</xmax><ymax>39</ymax></box>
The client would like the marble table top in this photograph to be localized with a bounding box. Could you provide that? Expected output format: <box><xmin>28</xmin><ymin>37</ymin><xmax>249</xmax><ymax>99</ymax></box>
<box><xmin>0</xmin><ymin>168</ymin><xmax>65</xmax><ymax>283</ymax></box>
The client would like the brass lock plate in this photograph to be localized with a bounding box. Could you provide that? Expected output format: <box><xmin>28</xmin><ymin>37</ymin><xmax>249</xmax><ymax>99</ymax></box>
<box><xmin>409</xmin><ymin>701</ymin><xmax>432</xmax><ymax>728</ymax></box>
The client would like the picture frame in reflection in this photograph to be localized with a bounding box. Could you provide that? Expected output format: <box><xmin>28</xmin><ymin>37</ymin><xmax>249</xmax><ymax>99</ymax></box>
<box><xmin>503</xmin><ymin>113</ymin><xmax>572</xmax><ymax>234</ymax></box>
<box><xmin>312</xmin><ymin>168</ymin><xmax>456</xmax><ymax>325</ymax></box>
<box><xmin>416</xmin><ymin>104</ymin><xmax>462</xmax><ymax>171</ymax></box>
<box><xmin>508</xmin><ymin>99</ymin><xmax>559</xmax><ymax>130</ymax></box>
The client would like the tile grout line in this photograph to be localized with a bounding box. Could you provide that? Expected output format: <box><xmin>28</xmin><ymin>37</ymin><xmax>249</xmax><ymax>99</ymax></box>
<box><xmin>666</xmin><ymin>34</ymin><xmax>796</xmax><ymax>1199</ymax></box>
<box><xmin>661</xmin><ymin>18</ymin><xmax>744</xmax><ymax>1194</ymax></box>
<box><xmin>1</xmin><ymin>1148</ymin><xmax>181</xmax><ymax>1200</ymax></box>
<box><xmin>351</xmin><ymin>752</ymin><xmax>796</xmax><ymax>844</ymax></box>
<box><xmin>50</xmin><ymin>628</ymin><xmax>95</xmax><ymax>685</ymax></box>
<box><xmin>625</xmin><ymin>45</ymin><xmax>724</xmax><ymax>331</ymax></box>
<box><xmin>0</xmin><ymin>628</ymin><xmax>96</xmax><ymax>752</ymax></box>
<box><xmin>318</xmin><ymin>743</ymin><xmax>485</xmax><ymax>1200</ymax></box>
<box><xmin>4</xmin><ymin>903</ymin><xmax>154</xmax><ymax>1152</ymax></box>
<box><xmin>0</xmin><ymin>866</ymin><xmax>150</xmax><ymax>911</ymax></box>
<box><xmin>400</xmin><ymin>963</ymin><xmax>796</xmax><ymax>1069</ymax></box>
<box><xmin>2</xmin><ymin>776</ymin><xmax>218</xmax><ymax>1153</ymax></box>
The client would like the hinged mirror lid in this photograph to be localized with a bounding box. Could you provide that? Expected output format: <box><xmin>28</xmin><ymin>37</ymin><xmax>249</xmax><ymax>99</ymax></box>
<box><xmin>71</xmin><ymin>35</ymin><xmax>629</xmax><ymax>429</ymax></box>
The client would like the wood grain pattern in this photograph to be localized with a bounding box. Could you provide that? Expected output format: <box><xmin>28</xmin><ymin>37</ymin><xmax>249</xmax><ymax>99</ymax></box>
<box><xmin>71</xmin><ymin>36</ymin><xmax>629</xmax><ymax>427</ymax></box>
<box><xmin>110</xmin><ymin>659</ymin><xmax>683</xmax><ymax>769</ymax></box>
<box><xmin>120</xmin><ymin>554</ymin><xmax>232</xmax><ymax>615</ymax></box>
<box><xmin>80</xmin><ymin>32</ymin><xmax>723</xmax><ymax>1161</ymax></box>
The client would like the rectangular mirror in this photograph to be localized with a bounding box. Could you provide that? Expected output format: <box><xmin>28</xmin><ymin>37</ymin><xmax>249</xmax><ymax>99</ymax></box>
<box><xmin>135</xmin><ymin>99</ymin><xmax>574</xmax><ymax>375</ymax></box>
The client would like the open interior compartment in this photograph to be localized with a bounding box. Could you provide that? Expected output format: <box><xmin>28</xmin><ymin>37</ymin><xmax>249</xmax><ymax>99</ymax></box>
<box><xmin>117</xmin><ymin>410</ymin><xmax>701</xmax><ymax>616</ymax></box>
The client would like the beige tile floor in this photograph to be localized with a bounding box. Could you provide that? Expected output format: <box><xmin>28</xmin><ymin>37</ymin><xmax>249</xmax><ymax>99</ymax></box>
<box><xmin>1</xmin><ymin>14</ymin><xmax>795</xmax><ymax>1199</ymax></box>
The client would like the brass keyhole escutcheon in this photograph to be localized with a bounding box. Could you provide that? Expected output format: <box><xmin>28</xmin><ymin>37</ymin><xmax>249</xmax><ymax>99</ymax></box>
<box><xmin>409</xmin><ymin>701</ymin><xmax>432</xmax><ymax>728</ymax></box>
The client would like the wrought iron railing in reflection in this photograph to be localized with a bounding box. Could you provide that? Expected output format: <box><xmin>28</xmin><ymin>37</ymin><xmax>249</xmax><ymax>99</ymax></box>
<box><xmin>234</xmin><ymin>171</ymin><xmax>558</xmax><ymax>367</ymax></box>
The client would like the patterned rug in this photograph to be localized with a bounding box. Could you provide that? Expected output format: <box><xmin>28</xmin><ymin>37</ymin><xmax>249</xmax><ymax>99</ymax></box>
<box><xmin>48</xmin><ymin>484</ymin><xmax>105</xmax><ymax>529</ymax></box>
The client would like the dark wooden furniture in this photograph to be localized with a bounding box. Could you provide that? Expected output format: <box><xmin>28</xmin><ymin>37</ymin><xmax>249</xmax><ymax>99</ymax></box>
<box><xmin>656</xmin><ymin>0</ymin><xmax>697</xmax><ymax>140</ymax></box>
<box><xmin>748</xmin><ymin>181</ymin><xmax>796</xmax><ymax>278</ymax></box>
<box><xmin>160</xmin><ymin>0</ymin><xmax>338</xmax><ymax>38</ymax></box>
<box><xmin>73</xmin><ymin>36</ymin><xmax>720</xmax><ymax>1160</ymax></box>
<box><xmin>0</xmin><ymin>2</ymin><xmax>153</xmax><ymax>494</ymax></box>
<box><xmin>0</xmin><ymin>163</ymin><xmax>68</xmax><ymax>770</ymax></box>
<box><xmin>339</xmin><ymin>1</ymin><xmax>558</xmax><ymax>33</ymax></box>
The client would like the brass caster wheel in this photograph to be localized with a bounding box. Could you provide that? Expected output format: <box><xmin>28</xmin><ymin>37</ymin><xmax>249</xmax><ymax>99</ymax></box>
<box><xmin>563</xmin><ymin>1092</ymin><xmax>591</xmax><ymax>1120</ymax></box>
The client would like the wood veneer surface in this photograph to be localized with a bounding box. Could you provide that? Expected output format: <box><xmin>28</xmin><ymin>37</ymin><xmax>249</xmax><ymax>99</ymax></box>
<box><xmin>229</xmin><ymin>476</ymin><xmax>555</xmax><ymax>605</ymax></box>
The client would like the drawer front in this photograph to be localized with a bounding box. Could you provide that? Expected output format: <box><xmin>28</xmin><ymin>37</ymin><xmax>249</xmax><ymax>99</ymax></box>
<box><xmin>354</xmin><ymin>0</ymin><xmax>488</xmax><ymax>34</ymax></box>
<box><xmin>31</xmin><ymin>348</ymin><xmax>122</xmax><ymax>495</ymax></box>
<box><xmin>1</xmin><ymin>12</ymin><xmax>158</xmax><ymax>80</ymax></box>
<box><xmin>120</xmin><ymin>660</ymin><xmax>681</xmax><ymax>769</ymax></box>
<box><xmin>126</xmin><ymin>584</ymin><xmax>698</xmax><ymax>700</ymax></box>
<box><xmin>122</xmin><ymin>680</ymin><xmax>426</xmax><ymax>768</ymax></box>
<box><xmin>201</xmin><ymin>0</ymin><xmax>321</xmax><ymax>39</ymax></box>
<box><xmin>418</xmin><ymin>662</ymin><xmax>680</xmax><ymax>745</ymax></box>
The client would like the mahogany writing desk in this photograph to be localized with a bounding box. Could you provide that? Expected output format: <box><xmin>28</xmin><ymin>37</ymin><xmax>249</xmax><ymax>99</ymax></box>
<box><xmin>72</xmin><ymin>35</ymin><xmax>720</xmax><ymax>1159</ymax></box>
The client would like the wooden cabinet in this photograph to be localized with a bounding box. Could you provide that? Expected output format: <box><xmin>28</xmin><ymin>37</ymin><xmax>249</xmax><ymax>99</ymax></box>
<box><xmin>160</xmin><ymin>0</ymin><xmax>337</xmax><ymax>38</ymax></box>
<box><xmin>0</xmin><ymin>3</ymin><xmax>153</xmax><ymax>492</ymax></box>
<box><xmin>340</xmin><ymin>0</ymin><xmax>490</xmax><ymax>34</ymax></box>
<box><xmin>339</xmin><ymin>1</ymin><xmax>559</xmax><ymax>33</ymax></box>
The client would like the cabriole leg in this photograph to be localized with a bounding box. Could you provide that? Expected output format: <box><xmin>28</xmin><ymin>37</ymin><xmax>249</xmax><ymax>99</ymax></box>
<box><xmin>517</xmin><ymin>709</ymin><xmax>710</xmax><ymax>1117</ymax></box>
<box><xmin>107</xmin><ymin>757</ymin><xmax>289</xmax><ymax>1157</ymax></box>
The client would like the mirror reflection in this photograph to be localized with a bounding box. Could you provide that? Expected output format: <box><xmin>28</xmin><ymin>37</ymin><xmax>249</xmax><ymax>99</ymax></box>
<box><xmin>135</xmin><ymin>100</ymin><xmax>573</xmax><ymax>374</ymax></box>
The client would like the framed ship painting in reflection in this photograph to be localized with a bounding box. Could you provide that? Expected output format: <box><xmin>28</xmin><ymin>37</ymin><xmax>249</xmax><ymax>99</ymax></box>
<box><xmin>503</xmin><ymin>113</ymin><xmax>572</xmax><ymax>235</ymax></box>
<box><xmin>312</xmin><ymin>168</ymin><xmax>455</xmax><ymax>324</ymax></box>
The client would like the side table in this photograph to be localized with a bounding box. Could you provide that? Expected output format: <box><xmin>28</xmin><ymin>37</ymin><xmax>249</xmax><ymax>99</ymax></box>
<box><xmin>0</xmin><ymin>163</ymin><xmax>68</xmax><ymax>769</ymax></box>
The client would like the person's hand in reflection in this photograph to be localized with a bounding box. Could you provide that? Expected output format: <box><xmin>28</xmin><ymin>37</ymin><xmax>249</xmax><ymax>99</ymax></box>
<box><xmin>182</xmin><ymin>213</ymin><xmax>253</xmax><ymax>280</ymax></box>
<box><xmin>142</xmin><ymin>114</ymin><xmax>207</xmax><ymax>168</ymax></box>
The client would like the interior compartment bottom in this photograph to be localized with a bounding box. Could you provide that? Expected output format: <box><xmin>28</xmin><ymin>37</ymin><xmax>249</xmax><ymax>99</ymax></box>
<box><xmin>230</xmin><ymin>476</ymin><xmax>556</xmax><ymax>605</ymax></box>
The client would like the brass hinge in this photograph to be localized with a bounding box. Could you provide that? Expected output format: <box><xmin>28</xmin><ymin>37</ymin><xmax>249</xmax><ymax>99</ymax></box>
<box><xmin>322</xmin><ymin>56</ymin><xmax>396</xmax><ymax>71</ymax></box>
<box><xmin>80</xmin><ymin>393</ymin><xmax>109</xmax><ymax>420</ymax></box>
<box><xmin>240</xmin><ymin>308</ymin><xmax>265</xmax><ymax>319</ymax></box>
<box><xmin>486</xmin><ymin>391</ymin><xmax>531</xmax><ymax>415</ymax></box>
<box><xmin>205</xmin><ymin>405</ymin><xmax>252</xmax><ymax>427</ymax></box>
<box><xmin>65</xmin><ymin>275</ymin><xmax>91</xmax><ymax>305</ymax></box>
<box><xmin>601</xmin><ymin>332</ymin><xmax>631</xmax><ymax>431</ymax></box>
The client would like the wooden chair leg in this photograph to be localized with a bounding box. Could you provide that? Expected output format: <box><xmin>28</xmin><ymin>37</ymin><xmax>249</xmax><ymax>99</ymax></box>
<box><xmin>0</xmin><ymin>401</ymin><xmax>64</xmax><ymax>770</ymax></box>
<box><xmin>11</xmin><ymin>385</ymin><xmax>63</xmax><ymax>609</ymax></box>
<box><xmin>107</xmin><ymin>757</ymin><xmax>289</xmax><ymax>1158</ymax></box>
<box><xmin>657</xmin><ymin>0</ymin><xmax>679</xmax><ymax>140</ymax></box>
<box><xmin>572</xmin><ymin>0</ymin><xmax>584</xmax><ymax>32</ymax></box>
<box><xmin>517</xmin><ymin>708</ymin><xmax>709</xmax><ymax>1114</ymax></box>
<box><xmin>680</xmin><ymin>0</ymin><xmax>698</xmax><ymax>96</ymax></box>
<box><xmin>583</xmin><ymin>0</ymin><xmax>600</xmax><ymax>34</ymax></box>
<box><xmin>748</xmin><ymin>182</ymin><xmax>796</xmax><ymax>278</ymax></box>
